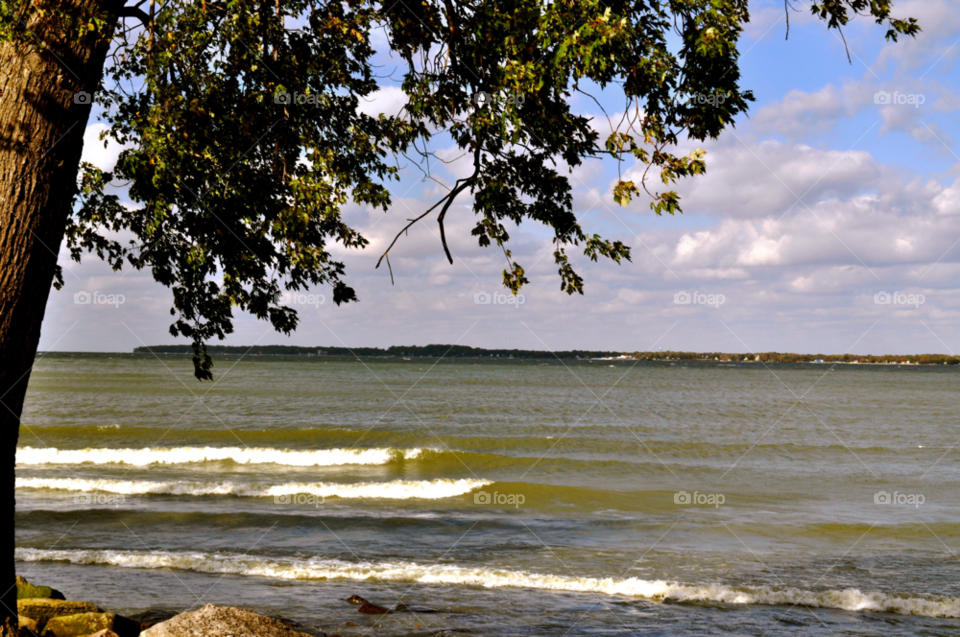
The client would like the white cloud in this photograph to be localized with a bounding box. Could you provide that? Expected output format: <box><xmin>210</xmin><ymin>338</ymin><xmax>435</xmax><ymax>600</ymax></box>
<box><xmin>666</xmin><ymin>138</ymin><xmax>883</xmax><ymax>219</ymax></box>
<box><xmin>932</xmin><ymin>180</ymin><xmax>960</xmax><ymax>216</ymax></box>
<box><xmin>356</xmin><ymin>86</ymin><xmax>408</xmax><ymax>118</ymax></box>
<box><xmin>752</xmin><ymin>83</ymin><xmax>869</xmax><ymax>138</ymax></box>
<box><xmin>874</xmin><ymin>0</ymin><xmax>960</xmax><ymax>72</ymax></box>
<box><xmin>81</xmin><ymin>123</ymin><xmax>128</xmax><ymax>172</ymax></box>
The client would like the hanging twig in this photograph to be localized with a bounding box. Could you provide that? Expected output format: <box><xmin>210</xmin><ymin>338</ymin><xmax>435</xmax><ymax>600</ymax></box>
<box><xmin>784</xmin><ymin>0</ymin><xmax>790</xmax><ymax>40</ymax></box>
<box><xmin>376</xmin><ymin>144</ymin><xmax>481</xmax><ymax>277</ymax></box>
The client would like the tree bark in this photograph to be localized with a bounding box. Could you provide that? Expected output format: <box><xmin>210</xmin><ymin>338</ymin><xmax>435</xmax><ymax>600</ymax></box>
<box><xmin>0</xmin><ymin>2</ymin><xmax>115</xmax><ymax>633</ymax></box>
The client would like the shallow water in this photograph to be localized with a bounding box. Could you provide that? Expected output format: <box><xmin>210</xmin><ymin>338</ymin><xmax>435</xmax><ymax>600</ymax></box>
<box><xmin>15</xmin><ymin>353</ymin><xmax>960</xmax><ymax>635</ymax></box>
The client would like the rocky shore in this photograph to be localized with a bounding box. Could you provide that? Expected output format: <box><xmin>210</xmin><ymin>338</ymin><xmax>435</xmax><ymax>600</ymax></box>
<box><xmin>16</xmin><ymin>576</ymin><xmax>323</xmax><ymax>637</ymax></box>
<box><xmin>15</xmin><ymin>576</ymin><xmax>463</xmax><ymax>637</ymax></box>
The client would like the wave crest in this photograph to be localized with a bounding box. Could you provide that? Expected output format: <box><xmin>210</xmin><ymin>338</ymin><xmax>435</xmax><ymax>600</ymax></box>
<box><xmin>15</xmin><ymin>446</ymin><xmax>423</xmax><ymax>467</ymax></box>
<box><xmin>15</xmin><ymin>477</ymin><xmax>489</xmax><ymax>500</ymax></box>
<box><xmin>14</xmin><ymin>548</ymin><xmax>959</xmax><ymax>618</ymax></box>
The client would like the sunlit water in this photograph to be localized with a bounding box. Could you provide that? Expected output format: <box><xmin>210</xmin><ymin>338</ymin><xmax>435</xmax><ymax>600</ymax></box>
<box><xmin>15</xmin><ymin>353</ymin><xmax>960</xmax><ymax>636</ymax></box>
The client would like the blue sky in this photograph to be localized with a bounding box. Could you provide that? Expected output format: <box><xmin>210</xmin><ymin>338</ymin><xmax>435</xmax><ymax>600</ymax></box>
<box><xmin>41</xmin><ymin>0</ymin><xmax>960</xmax><ymax>356</ymax></box>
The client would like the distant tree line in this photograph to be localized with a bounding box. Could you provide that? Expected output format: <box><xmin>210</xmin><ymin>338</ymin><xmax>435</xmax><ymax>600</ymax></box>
<box><xmin>132</xmin><ymin>345</ymin><xmax>960</xmax><ymax>365</ymax></box>
<box><xmin>134</xmin><ymin>345</ymin><xmax>624</xmax><ymax>359</ymax></box>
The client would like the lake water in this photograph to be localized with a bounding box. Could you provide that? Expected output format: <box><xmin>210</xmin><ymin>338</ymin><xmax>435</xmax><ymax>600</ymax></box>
<box><xmin>14</xmin><ymin>353</ymin><xmax>960</xmax><ymax>636</ymax></box>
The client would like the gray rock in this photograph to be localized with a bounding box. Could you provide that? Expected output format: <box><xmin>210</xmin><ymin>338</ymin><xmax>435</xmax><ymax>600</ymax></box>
<box><xmin>140</xmin><ymin>604</ymin><xmax>320</xmax><ymax>637</ymax></box>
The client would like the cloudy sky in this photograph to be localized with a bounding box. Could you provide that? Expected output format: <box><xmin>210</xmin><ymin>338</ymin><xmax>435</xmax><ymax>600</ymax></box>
<box><xmin>41</xmin><ymin>0</ymin><xmax>960</xmax><ymax>356</ymax></box>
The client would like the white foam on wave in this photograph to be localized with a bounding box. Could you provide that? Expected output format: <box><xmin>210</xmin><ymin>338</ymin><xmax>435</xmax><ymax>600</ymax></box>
<box><xmin>15</xmin><ymin>477</ymin><xmax>489</xmax><ymax>500</ymax></box>
<box><xmin>16</xmin><ymin>446</ymin><xmax>423</xmax><ymax>467</ymax></box>
<box><xmin>14</xmin><ymin>548</ymin><xmax>960</xmax><ymax>618</ymax></box>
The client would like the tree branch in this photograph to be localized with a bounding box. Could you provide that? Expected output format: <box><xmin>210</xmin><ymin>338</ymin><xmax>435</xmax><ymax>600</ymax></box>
<box><xmin>437</xmin><ymin>142</ymin><xmax>481</xmax><ymax>264</ymax></box>
<box><xmin>115</xmin><ymin>5</ymin><xmax>150</xmax><ymax>22</ymax></box>
<box><xmin>436</xmin><ymin>178</ymin><xmax>470</xmax><ymax>264</ymax></box>
<box><xmin>376</xmin><ymin>144</ymin><xmax>481</xmax><ymax>274</ymax></box>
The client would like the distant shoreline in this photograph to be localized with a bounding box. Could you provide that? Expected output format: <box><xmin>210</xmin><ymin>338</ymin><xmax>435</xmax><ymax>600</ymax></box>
<box><xmin>72</xmin><ymin>345</ymin><xmax>956</xmax><ymax>366</ymax></box>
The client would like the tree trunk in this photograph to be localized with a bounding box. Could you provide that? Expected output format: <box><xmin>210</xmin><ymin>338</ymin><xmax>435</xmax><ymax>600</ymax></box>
<box><xmin>0</xmin><ymin>2</ymin><xmax>115</xmax><ymax>633</ymax></box>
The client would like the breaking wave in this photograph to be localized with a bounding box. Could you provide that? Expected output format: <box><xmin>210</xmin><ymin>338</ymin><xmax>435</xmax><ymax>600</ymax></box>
<box><xmin>15</xmin><ymin>477</ymin><xmax>489</xmax><ymax>500</ymax></box>
<box><xmin>15</xmin><ymin>548</ymin><xmax>960</xmax><ymax>618</ymax></box>
<box><xmin>15</xmin><ymin>446</ymin><xmax>423</xmax><ymax>467</ymax></box>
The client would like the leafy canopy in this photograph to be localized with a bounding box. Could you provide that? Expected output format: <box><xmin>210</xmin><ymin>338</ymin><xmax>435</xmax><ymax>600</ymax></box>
<box><xmin>0</xmin><ymin>0</ymin><xmax>919</xmax><ymax>378</ymax></box>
